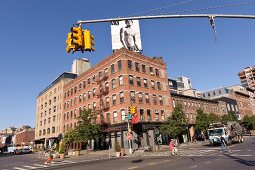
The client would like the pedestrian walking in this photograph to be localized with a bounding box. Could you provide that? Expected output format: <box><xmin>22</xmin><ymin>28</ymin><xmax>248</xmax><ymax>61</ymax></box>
<box><xmin>220</xmin><ymin>136</ymin><xmax>228</xmax><ymax>154</ymax></box>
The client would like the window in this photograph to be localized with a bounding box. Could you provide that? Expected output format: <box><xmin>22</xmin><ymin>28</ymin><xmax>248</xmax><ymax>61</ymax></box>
<box><xmin>149</xmin><ymin>67</ymin><xmax>154</xmax><ymax>75</ymax></box>
<box><xmin>83</xmin><ymin>80</ymin><xmax>86</xmax><ymax>89</ymax></box>
<box><xmin>118</xmin><ymin>60</ymin><xmax>122</xmax><ymax>70</ymax></box>
<box><xmin>161</xmin><ymin>110</ymin><xmax>165</xmax><ymax>121</ymax></box>
<box><xmin>128</xmin><ymin>60</ymin><xmax>132</xmax><ymax>69</ymax></box>
<box><xmin>143</xmin><ymin>79</ymin><xmax>148</xmax><ymax>88</ymax></box>
<box><xmin>159</xmin><ymin>95</ymin><xmax>163</xmax><ymax>105</ymax></box>
<box><xmin>93</xmin><ymin>88</ymin><xmax>96</xmax><ymax>96</ymax></box>
<box><xmin>83</xmin><ymin>93</ymin><xmax>86</xmax><ymax>101</ymax></box>
<box><xmin>79</xmin><ymin>83</ymin><xmax>82</xmax><ymax>91</ymax></box>
<box><xmin>106</xmin><ymin>97</ymin><xmax>110</xmax><ymax>106</ymax></box>
<box><xmin>121</xmin><ymin>109</ymin><xmax>126</xmax><ymax>121</ymax></box>
<box><xmin>104</xmin><ymin>68</ymin><xmax>108</xmax><ymax>77</ymax></box>
<box><xmin>157</xmin><ymin>82</ymin><xmax>161</xmax><ymax>90</ymax></box>
<box><xmin>43</xmin><ymin>129</ymin><xmax>46</xmax><ymax>135</ymax></box>
<box><xmin>137</xmin><ymin>77</ymin><xmax>141</xmax><ymax>86</ymax></box>
<box><xmin>145</xmin><ymin>93</ymin><xmax>150</xmax><ymax>103</ymax></box>
<box><xmin>88</xmin><ymin>78</ymin><xmax>90</xmax><ymax>85</ymax></box>
<box><xmin>52</xmin><ymin>127</ymin><xmax>55</xmax><ymax>133</ymax></box>
<box><xmin>48</xmin><ymin>117</ymin><xmax>51</xmax><ymax>124</ymax></box>
<box><xmin>155</xmin><ymin>110</ymin><xmax>159</xmax><ymax>121</ymax></box>
<box><xmin>112</xmin><ymin>79</ymin><xmax>116</xmax><ymax>89</ymax></box>
<box><xmin>153</xmin><ymin>94</ymin><xmax>157</xmax><ymax>105</ymax></box>
<box><xmin>93</xmin><ymin>102</ymin><xmax>96</xmax><ymax>111</ymax></box>
<box><xmin>147</xmin><ymin>109</ymin><xmax>151</xmax><ymax>120</ymax></box>
<box><xmin>120</xmin><ymin>91</ymin><xmax>124</xmax><ymax>103</ymax></box>
<box><xmin>142</xmin><ymin>64</ymin><xmax>146</xmax><ymax>73</ymax></box>
<box><xmin>130</xmin><ymin>91</ymin><xmax>136</xmax><ymax>103</ymax></box>
<box><xmin>79</xmin><ymin>95</ymin><xmax>82</xmax><ymax>102</ymax></box>
<box><xmin>112</xmin><ymin>94</ymin><xmax>117</xmax><ymax>105</ymax></box>
<box><xmin>151</xmin><ymin>80</ymin><xmax>155</xmax><ymax>89</ymax></box>
<box><xmin>88</xmin><ymin>91</ymin><xmax>91</xmax><ymax>99</ymax></box>
<box><xmin>135</xmin><ymin>62</ymin><xmax>139</xmax><ymax>72</ymax></box>
<box><xmin>105</xmin><ymin>82</ymin><xmax>109</xmax><ymax>91</ymax></box>
<box><xmin>53</xmin><ymin>106</ymin><xmax>56</xmax><ymax>112</ymax></box>
<box><xmin>111</xmin><ymin>64</ymin><xmax>115</xmax><ymax>73</ymax></box>
<box><xmin>92</xmin><ymin>75</ymin><xmax>96</xmax><ymax>81</ymax></box>
<box><xmin>140</xmin><ymin>109</ymin><xmax>144</xmax><ymax>120</ymax></box>
<box><xmin>155</xmin><ymin>69</ymin><xmax>159</xmax><ymax>77</ymax></box>
<box><xmin>47</xmin><ymin>128</ymin><xmax>50</xmax><ymax>134</ymax></box>
<box><xmin>49</xmin><ymin>108</ymin><xmax>51</xmax><ymax>114</ymax></box>
<box><xmin>119</xmin><ymin>76</ymin><xmax>123</xmax><ymax>86</ymax></box>
<box><xmin>138</xmin><ymin>92</ymin><xmax>143</xmax><ymax>103</ymax></box>
<box><xmin>129</xmin><ymin>75</ymin><xmax>134</xmax><ymax>85</ymax></box>
<box><xmin>98</xmin><ymin>72</ymin><xmax>102</xmax><ymax>80</ymax></box>
<box><xmin>113</xmin><ymin>111</ymin><xmax>118</xmax><ymax>123</ymax></box>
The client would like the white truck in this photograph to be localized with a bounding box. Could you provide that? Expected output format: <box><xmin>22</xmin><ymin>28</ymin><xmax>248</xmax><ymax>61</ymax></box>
<box><xmin>207</xmin><ymin>121</ymin><xmax>243</xmax><ymax>145</ymax></box>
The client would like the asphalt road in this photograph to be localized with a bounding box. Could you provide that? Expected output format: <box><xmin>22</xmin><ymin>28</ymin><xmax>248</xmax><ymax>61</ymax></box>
<box><xmin>1</xmin><ymin>136</ymin><xmax>254</xmax><ymax>170</ymax></box>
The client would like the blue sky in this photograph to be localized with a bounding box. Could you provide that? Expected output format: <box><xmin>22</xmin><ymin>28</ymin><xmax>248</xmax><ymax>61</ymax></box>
<box><xmin>0</xmin><ymin>0</ymin><xmax>254</xmax><ymax>129</ymax></box>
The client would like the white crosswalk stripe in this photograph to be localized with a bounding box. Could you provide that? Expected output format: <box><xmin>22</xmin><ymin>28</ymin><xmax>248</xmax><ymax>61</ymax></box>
<box><xmin>10</xmin><ymin>160</ymin><xmax>77</xmax><ymax>170</ymax></box>
<box><xmin>143</xmin><ymin>149</ymin><xmax>219</xmax><ymax>157</ymax></box>
<box><xmin>143</xmin><ymin>148</ymin><xmax>254</xmax><ymax>157</ymax></box>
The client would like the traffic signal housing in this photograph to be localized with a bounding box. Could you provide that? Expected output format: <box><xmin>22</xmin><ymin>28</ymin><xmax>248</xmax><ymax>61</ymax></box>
<box><xmin>65</xmin><ymin>32</ymin><xmax>75</xmax><ymax>53</ymax></box>
<box><xmin>84</xmin><ymin>29</ymin><xmax>95</xmax><ymax>52</ymax></box>
<box><xmin>71</xmin><ymin>26</ymin><xmax>83</xmax><ymax>48</ymax></box>
<box><xmin>129</xmin><ymin>105</ymin><xmax>136</xmax><ymax>115</ymax></box>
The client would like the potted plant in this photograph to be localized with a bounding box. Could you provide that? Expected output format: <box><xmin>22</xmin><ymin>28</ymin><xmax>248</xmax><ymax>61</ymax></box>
<box><xmin>58</xmin><ymin>141</ymin><xmax>65</xmax><ymax>159</ymax></box>
<box><xmin>115</xmin><ymin>140</ymin><xmax>121</xmax><ymax>157</ymax></box>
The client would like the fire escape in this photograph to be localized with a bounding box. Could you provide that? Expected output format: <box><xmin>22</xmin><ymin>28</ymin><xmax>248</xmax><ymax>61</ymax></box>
<box><xmin>96</xmin><ymin>74</ymin><xmax>110</xmax><ymax>126</ymax></box>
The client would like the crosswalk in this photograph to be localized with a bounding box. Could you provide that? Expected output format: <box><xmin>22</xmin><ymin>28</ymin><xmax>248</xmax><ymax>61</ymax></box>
<box><xmin>6</xmin><ymin>160</ymin><xmax>76</xmax><ymax>170</ymax></box>
<box><xmin>143</xmin><ymin>148</ymin><xmax>251</xmax><ymax>157</ymax></box>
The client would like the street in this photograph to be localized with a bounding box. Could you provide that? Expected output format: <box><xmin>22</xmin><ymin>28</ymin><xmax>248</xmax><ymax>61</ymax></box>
<box><xmin>0</xmin><ymin>136</ymin><xmax>254</xmax><ymax>170</ymax></box>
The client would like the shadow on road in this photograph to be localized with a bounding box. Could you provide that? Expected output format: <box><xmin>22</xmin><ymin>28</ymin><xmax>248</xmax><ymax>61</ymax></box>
<box><xmin>225</xmin><ymin>154</ymin><xmax>255</xmax><ymax>166</ymax></box>
<box><xmin>131</xmin><ymin>159</ymin><xmax>143</xmax><ymax>163</ymax></box>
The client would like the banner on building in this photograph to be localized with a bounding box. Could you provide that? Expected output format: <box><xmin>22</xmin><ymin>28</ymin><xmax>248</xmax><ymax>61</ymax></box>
<box><xmin>111</xmin><ymin>20</ymin><xmax>142</xmax><ymax>53</ymax></box>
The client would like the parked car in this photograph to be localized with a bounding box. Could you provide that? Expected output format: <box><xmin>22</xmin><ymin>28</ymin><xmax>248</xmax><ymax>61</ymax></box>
<box><xmin>19</xmin><ymin>148</ymin><xmax>32</xmax><ymax>154</ymax></box>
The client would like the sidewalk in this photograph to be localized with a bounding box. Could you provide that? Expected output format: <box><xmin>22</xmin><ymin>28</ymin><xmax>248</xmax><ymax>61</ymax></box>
<box><xmin>54</xmin><ymin>150</ymin><xmax>118</xmax><ymax>163</ymax></box>
<box><xmin>52</xmin><ymin>141</ymin><xmax>210</xmax><ymax>162</ymax></box>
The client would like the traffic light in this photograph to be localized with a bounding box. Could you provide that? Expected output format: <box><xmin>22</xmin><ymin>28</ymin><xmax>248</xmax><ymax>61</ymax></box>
<box><xmin>83</xmin><ymin>29</ymin><xmax>95</xmax><ymax>52</ymax></box>
<box><xmin>71</xmin><ymin>26</ymin><xmax>83</xmax><ymax>47</ymax></box>
<box><xmin>129</xmin><ymin>105</ymin><xmax>136</xmax><ymax>115</ymax></box>
<box><xmin>65</xmin><ymin>32</ymin><xmax>75</xmax><ymax>53</ymax></box>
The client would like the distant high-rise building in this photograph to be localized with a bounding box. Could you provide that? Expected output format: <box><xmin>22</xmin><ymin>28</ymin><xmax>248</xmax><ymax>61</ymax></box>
<box><xmin>238</xmin><ymin>66</ymin><xmax>255</xmax><ymax>90</ymax></box>
<box><xmin>71</xmin><ymin>58</ymin><xmax>91</xmax><ymax>75</ymax></box>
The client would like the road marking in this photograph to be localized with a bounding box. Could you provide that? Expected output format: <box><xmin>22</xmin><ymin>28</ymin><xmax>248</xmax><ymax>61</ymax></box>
<box><xmin>148</xmin><ymin>162</ymin><xmax>158</xmax><ymax>165</ymax></box>
<box><xmin>191</xmin><ymin>166</ymin><xmax>197</xmax><ymax>169</ymax></box>
<box><xmin>128</xmin><ymin>166</ymin><xmax>139</xmax><ymax>169</ymax></box>
<box><xmin>33</xmin><ymin>164</ymin><xmax>49</xmax><ymax>167</ymax></box>
<box><xmin>13</xmin><ymin>167</ymin><xmax>27</xmax><ymax>170</ymax></box>
<box><xmin>23</xmin><ymin>165</ymin><xmax>38</xmax><ymax>169</ymax></box>
<box><xmin>204</xmin><ymin>161</ymin><xmax>211</xmax><ymax>164</ymax></box>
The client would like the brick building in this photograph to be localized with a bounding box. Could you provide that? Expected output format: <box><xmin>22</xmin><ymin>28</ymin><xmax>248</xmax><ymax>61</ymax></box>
<box><xmin>62</xmin><ymin>48</ymin><xmax>173</xmax><ymax>150</ymax></box>
<box><xmin>15</xmin><ymin>128</ymin><xmax>35</xmax><ymax>146</ymax></box>
<box><xmin>171</xmin><ymin>93</ymin><xmax>227</xmax><ymax>142</ymax></box>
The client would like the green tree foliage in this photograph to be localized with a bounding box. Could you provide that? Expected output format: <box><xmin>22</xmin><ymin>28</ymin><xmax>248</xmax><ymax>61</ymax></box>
<box><xmin>195</xmin><ymin>108</ymin><xmax>209</xmax><ymax>134</ymax></box>
<box><xmin>243</xmin><ymin>115</ymin><xmax>255</xmax><ymax>132</ymax></box>
<box><xmin>63</xmin><ymin>109</ymin><xmax>101</xmax><ymax>146</ymax></box>
<box><xmin>221</xmin><ymin>111</ymin><xmax>238</xmax><ymax>124</ymax></box>
<box><xmin>208</xmin><ymin>113</ymin><xmax>221</xmax><ymax>124</ymax></box>
<box><xmin>160</xmin><ymin>104</ymin><xmax>187</xmax><ymax>138</ymax></box>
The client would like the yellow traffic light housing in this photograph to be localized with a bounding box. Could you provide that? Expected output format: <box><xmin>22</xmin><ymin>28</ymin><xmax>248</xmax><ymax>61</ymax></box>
<box><xmin>84</xmin><ymin>29</ymin><xmax>95</xmax><ymax>52</ymax></box>
<box><xmin>71</xmin><ymin>26</ymin><xmax>83</xmax><ymax>47</ymax></box>
<box><xmin>129</xmin><ymin>105</ymin><xmax>136</xmax><ymax>115</ymax></box>
<box><xmin>65</xmin><ymin>32</ymin><xmax>76</xmax><ymax>53</ymax></box>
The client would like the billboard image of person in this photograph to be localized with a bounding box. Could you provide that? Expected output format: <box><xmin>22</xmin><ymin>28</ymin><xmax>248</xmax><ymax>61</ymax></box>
<box><xmin>111</xmin><ymin>20</ymin><xmax>142</xmax><ymax>53</ymax></box>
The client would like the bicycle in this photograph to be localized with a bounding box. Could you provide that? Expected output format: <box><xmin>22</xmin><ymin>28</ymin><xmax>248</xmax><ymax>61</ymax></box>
<box><xmin>171</xmin><ymin>147</ymin><xmax>180</xmax><ymax>156</ymax></box>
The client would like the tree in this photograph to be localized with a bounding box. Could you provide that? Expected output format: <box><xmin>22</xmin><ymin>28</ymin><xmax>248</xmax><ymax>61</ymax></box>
<box><xmin>243</xmin><ymin>115</ymin><xmax>255</xmax><ymax>134</ymax></box>
<box><xmin>63</xmin><ymin>109</ymin><xmax>101</xmax><ymax>150</ymax></box>
<box><xmin>208</xmin><ymin>113</ymin><xmax>221</xmax><ymax>124</ymax></box>
<box><xmin>161</xmin><ymin>104</ymin><xmax>187</xmax><ymax>139</ymax></box>
<box><xmin>221</xmin><ymin>111</ymin><xmax>238</xmax><ymax>124</ymax></box>
<box><xmin>195</xmin><ymin>108</ymin><xmax>209</xmax><ymax>134</ymax></box>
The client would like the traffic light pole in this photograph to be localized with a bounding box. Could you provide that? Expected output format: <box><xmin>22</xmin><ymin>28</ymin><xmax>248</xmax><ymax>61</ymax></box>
<box><xmin>77</xmin><ymin>14</ymin><xmax>255</xmax><ymax>24</ymax></box>
<box><xmin>127</xmin><ymin>120</ymin><xmax>132</xmax><ymax>154</ymax></box>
